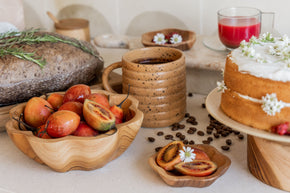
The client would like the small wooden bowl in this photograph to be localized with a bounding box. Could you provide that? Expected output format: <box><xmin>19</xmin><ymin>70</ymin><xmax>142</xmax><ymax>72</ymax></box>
<box><xmin>148</xmin><ymin>144</ymin><xmax>231</xmax><ymax>187</ymax></box>
<box><xmin>5</xmin><ymin>89</ymin><xmax>143</xmax><ymax>172</ymax></box>
<box><xmin>141</xmin><ymin>28</ymin><xmax>196</xmax><ymax>51</ymax></box>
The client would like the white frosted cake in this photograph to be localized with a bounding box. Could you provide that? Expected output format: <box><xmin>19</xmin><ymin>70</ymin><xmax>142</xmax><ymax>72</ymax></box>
<box><xmin>219</xmin><ymin>33</ymin><xmax>290</xmax><ymax>133</ymax></box>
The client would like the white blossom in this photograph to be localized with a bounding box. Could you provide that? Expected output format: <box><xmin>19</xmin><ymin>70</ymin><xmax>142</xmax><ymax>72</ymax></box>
<box><xmin>179</xmin><ymin>146</ymin><xmax>196</xmax><ymax>163</ymax></box>
<box><xmin>217</xmin><ymin>81</ymin><xmax>227</xmax><ymax>93</ymax></box>
<box><xmin>261</xmin><ymin>93</ymin><xmax>284</xmax><ymax>116</ymax></box>
<box><xmin>153</xmin><ymin>33</ymin><xmax>167</xmax><ymax>45</ymax></box>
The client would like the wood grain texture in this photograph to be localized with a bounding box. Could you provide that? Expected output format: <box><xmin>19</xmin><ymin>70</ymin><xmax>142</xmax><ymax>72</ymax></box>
<box><xmin>247</xmin><ymin>135</ymin><xmax>290</xmax><ymax>192</ymax></box>
<box><xmin>141</xmin><ymin>28</ymin><xmax>196</xmax><ymax>51</ymax></box>
<box><xmin>148</xmin><ymin>144</ymin><xmax>231</xmax><ymax>187</ymax></box>
<box><xmin>6</xmin><ymin>89</ymin><xmax>143</xmax><ymax>172</ymax></box>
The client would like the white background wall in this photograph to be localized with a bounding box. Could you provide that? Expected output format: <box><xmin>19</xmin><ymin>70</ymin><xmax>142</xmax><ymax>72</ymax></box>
<box><xmin>2</xmin><ymin>0</ymin><xmax>290</xmax><ymax>37</ymax></box>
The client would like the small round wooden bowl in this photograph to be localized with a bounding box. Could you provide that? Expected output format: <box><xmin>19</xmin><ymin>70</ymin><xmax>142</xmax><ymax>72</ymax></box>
<box><xmin>141</xmin><ymin>28</ymin><xmax>196</xmax><ymax>51</ymax></box>
<box><xmin>148</xmin><ymin>144</ymin><xmax>231</xmax><ymax>187</ymax></box>
<box><xmin>5</xmin><ymin>89</ymin><xmax>143</xmax><ymax>172</ymax></box>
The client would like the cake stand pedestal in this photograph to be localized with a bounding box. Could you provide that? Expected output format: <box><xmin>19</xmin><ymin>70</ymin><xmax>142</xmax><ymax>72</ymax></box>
<box><xmin>206</xmin><ymin>88</ymin><xmax>290</xmax><ymax>192</ymax></box>
<box><xmin>247</xmin><ymin>135</ymin><xmax>290</xmax><ymax>191</ymax></box>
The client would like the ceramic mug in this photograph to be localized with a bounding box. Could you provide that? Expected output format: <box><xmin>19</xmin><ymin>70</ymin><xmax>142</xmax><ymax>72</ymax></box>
<box><xmin>102</xmin><ymin>47</ymin><xmax>186</xmax><ymax>128</ymax></box>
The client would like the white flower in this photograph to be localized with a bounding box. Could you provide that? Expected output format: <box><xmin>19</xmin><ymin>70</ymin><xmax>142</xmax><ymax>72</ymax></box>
<box><xmin>261</xmin><ymin>93</ymin><xmax>284</xmax><ymax>116</ymax></box>
<box><xmin>217</xmin><ymin>81</ymin><xmax>227</xmax><ymax>93</ymax></box>
<box><xmin>170</xmin><ymin>34</ymin><xmax>182</xmax><ymax>44</ymax></box>
<box><xmin>179</xmin><ymin>146</ymin><xmax>196</xmax><ymax>163</ymax></box>
<box><xmin>242</xmin><ymin>45</ymin><xmax>256</xmax><ymax>57</ymax></box>
<box><xmin>240</xmin><ymin>40</ymin><xmax>247</xmax><ymax>48</ymax></box>
<box><xmin>153</xmin><ymin>33</ymin><xmax>167</xmax><ymax>45</ymax></box>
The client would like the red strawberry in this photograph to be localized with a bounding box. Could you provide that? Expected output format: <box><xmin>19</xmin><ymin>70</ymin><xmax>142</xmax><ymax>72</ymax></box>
<box><xmin>271</xmin><ymin>122</ymin><xmax>289</xmax><ymax>135</ymax></box>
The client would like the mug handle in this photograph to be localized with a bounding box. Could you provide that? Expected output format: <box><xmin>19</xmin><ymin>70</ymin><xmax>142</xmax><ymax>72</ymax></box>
<box><xmin>102</xmin><ymin>61</ymin><xmax>122</xmax><ymax>93</ymax></box>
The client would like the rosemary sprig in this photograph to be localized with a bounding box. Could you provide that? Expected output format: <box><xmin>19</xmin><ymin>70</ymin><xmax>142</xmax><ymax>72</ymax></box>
<box><xmin>0</xmin><ymin>28</ymin><xmax>99</xmax><ymax>68</ymax></box>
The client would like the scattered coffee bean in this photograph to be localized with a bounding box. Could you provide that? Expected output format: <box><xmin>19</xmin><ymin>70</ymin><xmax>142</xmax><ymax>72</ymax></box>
<box><xmin>148</xmin><ymin>137</ymin><xmax>155</xmax><ymax>142</ymax></box>
<box><xmin>176</xmin><ymin>132</ymin><xmax>182</xmax><ymax>138</ymax></box>
<box><xmin>234</xmin><ymin>130</ymin><xmax>240</xmax><ymax>135</ymax></box>
<box><xmin>155</xmin><ymin>147</ymin><xmax>162</xmax><ymax>152</ymax></box>
<box><xmin>206</xmin><ymin>130</ymin><xmax>213</xmax><ymax>135</ymax></box>
<box><xmin>238</xmin><ymin>134</ymin><xmax>244</xmax><ymax>140</ymax></box>
<box><xmin>157</xmin><ymin>131</ymin><xmax>164</xmax><ymax>136</ymax></box>
<box><xmin>202</xmin><ymin>103</ymin><xmax>206</xmax><ymax>108</ymax></box>
<box><xmin>221</xmin><ymin>131</ymin><xmax>229</xmax><ymax>137</ymax></box>
<box><xmin>165</xmin><ymin>135</ymin><xmax>173</xmax><ymax>140</ymax></box>
<box><xmin>197</xmin><ymin>131</ymin><xmax>205</xmax><ymax>136</ymax></box>
<box><xmin>185</xmin><ymin>112</ymin><xmax>190</xmax><ymax>118</ymax></box>
<box><xmin>221</xmin><ymin>145</ymin><xmax>230</xmax><ymax>151</ymax></box>
<box><xmin>172</xmin><ymin>123</ymin><xmax>179</xmax><ymax>127</ymax></box>
<box><xmin>207</xmin><ymin>137</ymin><xmax>213</xmax><ymax>142</ymax></box>
<box><xmin>226</xmin><ymin>139</ymin><xmax>232</xmax><ymax>145</ymax></box>
<box><xmin>202</xmin><ymin>140</ymin><xmax>210</xmax><ymax>144</ymax></box>
<box><xmin>187</xmin><ymin>129</ymin><xmax>195</xmax><ymax>134</ymax></box>
<box><xmin>179</xmin><ymin>135</ymin><xmax>186</xmax><ymax>140</ymax></box>
<box><xmin>214</xmin><ymin>133</ymin><xmax>220</xmax><ymax>138</ymax></box>
<box><xmin>188</xmin><ymin>92</ymin><xmax>193</xmax><ymax>97</ymax></box>
<box><xmin>189</xmin><ymin>127</ymin><xmax>197</xmax><ymax>132</ymax></box>
<box><xmin>178</xmin><ymin>124</ymin><xmax>185</xmax><ymax>129</ymax></box>
<box><xmin>183</xmin><ymin>140</ymin><xmax>189</xmax><ymax>145</ymax></box>
<box><xmin>171</xmin><ymin>126</ymin><xmax>179</xmax><ymax>131</ymax></box>
<box><xmin>189</xmin><ymin>140</ymin><xmax>195</xmax><ymax>145</ymax></box>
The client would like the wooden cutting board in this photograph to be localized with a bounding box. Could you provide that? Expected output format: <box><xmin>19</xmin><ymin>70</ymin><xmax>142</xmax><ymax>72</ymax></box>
<box><xmin>0</xmin><ymin>72</ymin><xmax>122</xmax><ymax>132</ymax></box>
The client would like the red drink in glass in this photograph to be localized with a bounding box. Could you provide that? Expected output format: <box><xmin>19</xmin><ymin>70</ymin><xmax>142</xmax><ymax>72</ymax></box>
<box><xmin>217</xmin><ymin>7</ymin><xmax>261</xmax><ymax>49</ymax></box>
<box><xmin>218</xmin><ymin>18</ymin><xmax>261</xmax><ymax>48</ymax></box>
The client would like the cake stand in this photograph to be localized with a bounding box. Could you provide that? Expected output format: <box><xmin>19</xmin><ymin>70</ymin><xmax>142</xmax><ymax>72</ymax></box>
<box><xmin>206</xmin><ymin>88</ymin><xmax>290</xmax><ymax>192</ymax></box>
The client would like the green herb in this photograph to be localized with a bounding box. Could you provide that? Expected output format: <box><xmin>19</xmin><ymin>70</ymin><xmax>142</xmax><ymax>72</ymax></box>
<box><xmin>0</xmin><ymin>28</ymin><xmax>100</xmax><ymax>68</ymax></box>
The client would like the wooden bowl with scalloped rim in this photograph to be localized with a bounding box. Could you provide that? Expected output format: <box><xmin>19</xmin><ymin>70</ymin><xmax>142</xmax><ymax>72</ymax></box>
<box><xmin>148</xmin><ymin>144</ymin><xmax>231</xmax><ymax>187</ymax></box>
<box><xmin>6</xmin><ymin>89</ymin><xmax>143</xmax><ymax>172</ymax></box>
<box><xmin>141</xmin><ymin>28</ymin><xmax>196</xmax><ymax>51</ymax></box>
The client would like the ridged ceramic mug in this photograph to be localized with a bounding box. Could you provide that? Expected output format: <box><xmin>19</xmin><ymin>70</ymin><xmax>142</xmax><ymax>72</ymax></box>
<box><xmin>102</xmin><ymin>47</ymin><xmax>186</xmax><ymax>128</ymax></box>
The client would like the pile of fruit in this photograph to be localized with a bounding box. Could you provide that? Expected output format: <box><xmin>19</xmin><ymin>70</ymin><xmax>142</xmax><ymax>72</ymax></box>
<box><xmin>156</xmin><ymin>141</ymin><xmax>217</xmax><ymax>177</ymax></box>
<box><xmin>20</xmin><ymin>84</ymin><xmax>128</xmax><ymax>139</ymax></box>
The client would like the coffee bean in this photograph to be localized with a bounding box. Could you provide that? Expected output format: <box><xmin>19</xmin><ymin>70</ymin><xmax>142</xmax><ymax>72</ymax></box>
<box><xmin>188</xmin><ymin>92</ymin><xmax>193</xmax><ymax>97</ymax></box>
<box><xmin>221</xmin><ymin>145</ymin><xmax>230</xmax><ymax>151</ymax></box>
<box><xmin>187</xmin><ymin>129</ymin><xmax>194</xmax><ymax>134</ymax></box>
<box><xmin>202</xmin><ymin>140</ymin><xmax>210</xmax><ymax>144</ymax></box>
<box><xmin>178</xmin><ymin>124</ymin><xmax>185</xmax><ymax>129</ymax></box>
<box><xmin>155</xmin><ymin>147</ymin><xmax>162</xmax><ymax>152</ymax></box>
<box><xmin>176</xmin><ymin>132</ymin><xmax>182</xmax><ymax>137</ymax></box>
<box><xmin>183</xmin><ymin>140</ymin><xmax>189</xmax><ymax>145</ymax></box>
<box><xmin>202</xmin><ymin>103</ymin><xmax>206</xmax><ymax>108</ymax></box>
<box><xmin>206</xmin><ymin>130</ymin><xmax>213</xmax><ymax>135</ymax></box>
<box><xmin>238</xmin><ymin>134</ymin><xmax>244</xmax><ymax>140</ymax></box>
<box><xmin>148</xmin><ymin>137</ymin><xmax>155</xmax><ymax>142</ymax></box>
<box><xmin>165</xmin><ymin>135</ymin><xmax>173</xmax><ymax>140</ymax></box>
<box><xmin>190</xmin><ymin>121</ymin><xmax>198</xmax><ymax>125</ymax></box>
<box><xmin>226</xmin><ymin>139</ymin><xmax>232</xmax><ymax>145</ymax></box>
<box><xmin>207</xmin><ymin>137</ymin><xmax>213</xmax><ymax>142</ymax></box>
<box><xmin>233</xmin><ymin>130</ymin><xmax>240</xmax><ymax>135</ymax></box>
<box><xmin>197</xmin><ymin>131</ymin><xmax>205</xmax><ymax>136</ymax></box>
<box><xmin>221</xmin><ymin>131</ymin><xmax>229</xmax><ymax>137</ymax></box>
<box><xmin>172</xmin><ymin>123</ymin><xmax>179</xmax><ymax>127</ymax></box>
<box><xmin>171</xmin><ymin>126</ymin><xmax>179</xmax><ymax>131</ymax></box>
<box><xmin>179</xmin><ymin>135</ymin><xmax>186</xmax><ymax>140</ymax></box>
<box><xmin>189</xmin><ymin>140</ymin><xmax>195</xmax><ymax>145</ymax></box>
<box><xmin>214</xmin><ymin>133</ymin><xmax>220</xmax><ymax>138</ymax></box>
<box><xmin>185</xmin><ymin>113</ymin><xmax>190</xmax><ymax>118</ymax></box>
<box><xmin>157</xmin><ymin>131</ymin><xmax>164</xmax><ymax>136</ymax></box>
<box><xmin>189</xmin><ymin>127</ymin><xmax>197</xmax><ymax>132</ymax></box>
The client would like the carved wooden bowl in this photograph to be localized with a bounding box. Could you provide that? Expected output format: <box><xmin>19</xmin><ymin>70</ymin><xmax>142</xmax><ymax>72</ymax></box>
<box><xmin>141</xmin><ymin>28</ymin><xmax>196</xmax><ymax>51</ymax></box>
<box><xmin>148</xmin><ymin>144</ymin><xmax>231</xmax><ymax>187</ymax></box>
<box><xmin>5</xmin><ymin>89</ymin><xmax>143</xmax><ymax>172</ymax></box>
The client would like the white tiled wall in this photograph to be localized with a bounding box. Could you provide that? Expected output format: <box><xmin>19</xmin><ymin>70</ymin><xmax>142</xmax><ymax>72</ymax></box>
<box><xmin>5</xmin><ymin>0</ymin><xmax>290</xmax><ymax>37</ymax></box>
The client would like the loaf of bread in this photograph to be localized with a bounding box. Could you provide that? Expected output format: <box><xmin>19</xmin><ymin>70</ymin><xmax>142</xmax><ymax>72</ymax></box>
<box><xmin>0</xmin><ymin>32</ymin><xmax>104</xmax><ymax>106</ymax></box>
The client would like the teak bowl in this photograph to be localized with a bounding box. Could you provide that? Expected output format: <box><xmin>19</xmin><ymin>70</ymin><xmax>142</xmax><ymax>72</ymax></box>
<box><xmin>141</xmin><ymin>28</ymin><xmax>196</xmax><ymax>51</ymax></box>
<box><xmin>5</xmin><ymin>89</ymin><xmax>143</xmax><ymax>172</ymax></box>
<box><xmin>148</xmin><ymin>144</ymin><xmax>231</xmax><ymax>187</ymax></box>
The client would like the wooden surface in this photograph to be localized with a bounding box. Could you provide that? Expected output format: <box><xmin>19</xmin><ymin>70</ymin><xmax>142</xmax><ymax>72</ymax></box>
<box><xmin>247</xmin><ymin>135</ymin><xmax>290</xmax><ymax>192</ymax></box>
<box><xmin>141</xmin><ymin>28</ymin><xmax>196</xmax><ymax>51</ymax></box>
<box><xmin>6</xmin><ymin>89</ymin><xmax>143</xmax><ymax>172</ymax></box>
<box><xmin>148</xmin><ymin>144</ymin><xmax>231</xmax><ymax>187</ymax></box>
<box><xmin>0</xmin><ymin>72</ymin><xmax>122</xmax><ymax>133</ymax></box>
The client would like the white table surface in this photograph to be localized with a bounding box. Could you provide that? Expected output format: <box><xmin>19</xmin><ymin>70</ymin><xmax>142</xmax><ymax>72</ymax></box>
<box><xmin>0</xmin><ymin>93</ymin><xmax>285</xmax><ymax>193</ymax></box>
